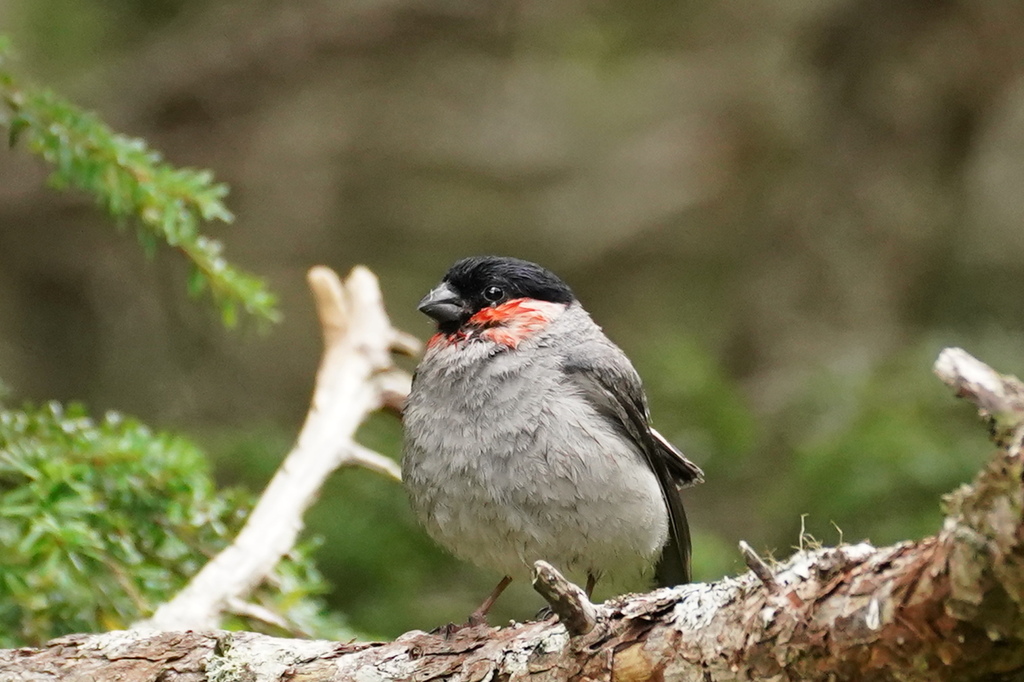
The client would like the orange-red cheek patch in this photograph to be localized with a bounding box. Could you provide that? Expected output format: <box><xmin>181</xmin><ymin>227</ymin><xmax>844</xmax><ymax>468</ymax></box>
<box><xmin>468</xmin><ymin>299</ymin><xmax>555</xmax><ymax>327</ymax></box>
<box><xmin>429</xmin><ymin>299</ymin><xmax>566</xmax><ymax>349</ymax></box>
<box><xmin>481</xmin><ymin>327</ymin><xmax>521</xmax><ymax>347</ymax></box>
<box><xmin>471</xmin><ymin>298</ymin><xmax>565</xmax><ymax>348</ymax></box>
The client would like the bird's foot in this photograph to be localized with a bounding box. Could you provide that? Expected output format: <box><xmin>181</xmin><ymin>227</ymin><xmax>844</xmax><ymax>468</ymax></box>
<box><xmin>429</xmin><ymin>611</ymin><xmax>491</xmax><ymax>638</ymax></box>
<box><xmin>431</xmin><ymin>620</ymin><xmax>484</xmax><ymax>637</ymax></box>
<box><xmin>430</xmin><ymin>622</ymin><xmax>465</xmax><ymax>638</ymax></box>
<box><xmin>532</xmin><ymin>605</ymin><xmax>558</xmax><ymax>622</ymax></box>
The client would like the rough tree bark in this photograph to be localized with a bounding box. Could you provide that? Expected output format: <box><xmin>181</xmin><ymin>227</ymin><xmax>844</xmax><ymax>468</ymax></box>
<box><xmin>3</xmin><ymin>346</ymin><xmax>1024</xmax><ymax>680</ymax></box>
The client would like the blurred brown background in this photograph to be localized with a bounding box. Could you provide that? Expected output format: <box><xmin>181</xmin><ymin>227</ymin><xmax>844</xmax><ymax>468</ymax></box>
<box><xmin>2</xmin><ymin>0</ymin><xmax>1023</xmax><ymax>636</ymax></box>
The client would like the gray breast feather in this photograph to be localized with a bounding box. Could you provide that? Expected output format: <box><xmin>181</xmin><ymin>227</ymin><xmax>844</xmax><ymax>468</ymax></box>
<box><xmin>402</xmin><ymin>305</ymin><xmax>670</xmax><ymax>582</ymax></box>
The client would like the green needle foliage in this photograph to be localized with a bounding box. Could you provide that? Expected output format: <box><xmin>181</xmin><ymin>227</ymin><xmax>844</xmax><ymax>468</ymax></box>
<box><xmin>0</xmin><ymin>402</ymin><xmax>350</xmax><ymax>646</ymax></box>
<box><xmin>0</xmin><ymin>36</ymin><xmax>279</xmax><ymax>327</ymax></box>
<box><xmin>0</xmin><ymin>36</ymin><xmax>347</xmax><ymax>645</ymax></box>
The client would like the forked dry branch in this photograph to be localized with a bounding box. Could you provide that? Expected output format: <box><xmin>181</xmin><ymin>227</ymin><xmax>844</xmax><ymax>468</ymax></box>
<box><xmin>138</xmin><ymin>265</ymin><xmax>418</xmax><ymax>631</ymax></box>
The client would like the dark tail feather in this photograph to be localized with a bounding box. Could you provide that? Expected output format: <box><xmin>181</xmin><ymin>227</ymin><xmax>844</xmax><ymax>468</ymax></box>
<box><xmin>651</xmin><ymin>428</ymin><xmax>704</xmax><ymax>486</ymax></box>
<box><xmin>654</xmin><ymin>477</ymin><xmax>692</xmax><ymax>587</ymax></box>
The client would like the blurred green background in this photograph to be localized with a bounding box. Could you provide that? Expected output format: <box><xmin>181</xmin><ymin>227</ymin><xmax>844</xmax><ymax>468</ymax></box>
<box><xmin>1</xmin><ymin>0</ymin><xmax>1022</xmax><ymax>639</ymax></box>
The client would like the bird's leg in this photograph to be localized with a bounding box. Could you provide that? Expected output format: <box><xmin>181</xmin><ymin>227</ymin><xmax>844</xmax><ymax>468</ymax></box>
<box><xmin>585</xmin><ymin>572</ymin><xmax>598</xmax><ymax>598</ymax></box>
<box><xmin>467</xmin><ymin>575</ymin><xmax>512</xmax><ymax>626</ymax></box>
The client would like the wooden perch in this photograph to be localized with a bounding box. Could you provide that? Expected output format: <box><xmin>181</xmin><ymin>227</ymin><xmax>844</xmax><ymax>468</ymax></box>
<box><xmin>137</xmin><ymin>266</ymin><xmax>417</xmax><ymax>631</ymax></box>
<box><xmin>531</xmin><ymin>561</ymin><xmax>598</xmax><ymax>636</ymax></box>
<box><xmin>5</xmin><ymin>347</ymin><xmax>1024</xmax><ymax>680</ymax></box>
<box><xmin>739</xmin><ymin>540</ymin><xmax>779</xmax><ymax>592</ymax></box>
<box><xmin>934</xmin><ymin>346</ymin><xmax>1024</xmax><ymax>446</ymax></box>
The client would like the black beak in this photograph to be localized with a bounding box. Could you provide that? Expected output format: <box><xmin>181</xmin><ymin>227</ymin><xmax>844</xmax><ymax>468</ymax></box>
<box><xmin>418</xmin><ymin>282</ymin><xmax>466</xmax><ymax>324</ymax></box>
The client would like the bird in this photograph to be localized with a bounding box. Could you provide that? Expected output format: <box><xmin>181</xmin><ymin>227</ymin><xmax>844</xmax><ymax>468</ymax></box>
<box><xmin>402</xmin><ymin>255</ymin><xmax>704</xmax><ymax>624</ymax></box>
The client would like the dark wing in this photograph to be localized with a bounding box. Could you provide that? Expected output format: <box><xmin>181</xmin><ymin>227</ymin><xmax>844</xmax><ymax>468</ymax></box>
<box><xmin>651</xmin><ymin>427</ymin><xmax>704</xmax><ymax>487</ymax></box>
<box><xmin>562</xmin><ymin>353</ymin><xmax>704</xmax><ymax>587</ymax></box>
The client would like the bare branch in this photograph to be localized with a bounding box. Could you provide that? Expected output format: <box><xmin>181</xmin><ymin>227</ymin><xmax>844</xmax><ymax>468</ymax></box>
<box><xmin>225</xmin><ymin>598</ymin><xmax>288</xmax><ymax>631</ymax></box>
<box><xmin>531</xmin><ymin>561</ymin><xmax>598</xmax><ymax>636</ymax></box>
<box><xmin>377</xmin><ymin>366</ymin><xmax>414</xmax><ymax>414</ymax></box>
<box><xmin>137</xmin><ymin>266</ymin><xmax>414</xmax><ymax>631</ymax></box>
<box><xmin>391</xmin><ymin>330</ymin><xmax>424</xmax><ymax>356</ymax></box>
<box><xmin>344</xmin><ymin>443</ymin><xmax>402</xmax><ymax>481</ymax></box>
<box><xmin>934</xmin><ymin>346</ymin><xmax>1024</xmax><ymax>445</ymax></box>
<box><xmin>739</xmin><ymin>540</ymin><xmax>779</xmax><ymax>593</ymax></box>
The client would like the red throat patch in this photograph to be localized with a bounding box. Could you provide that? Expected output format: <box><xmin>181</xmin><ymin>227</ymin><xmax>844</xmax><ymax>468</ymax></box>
<box><xmin>470</xmin><ymin>298</ymin><xmax>566</xmax><ymax>347</ymax></box>
<box><xmin>431</xmin><ymin>298</ymin><xmax>566</xmax><ymax>349</ymax></box>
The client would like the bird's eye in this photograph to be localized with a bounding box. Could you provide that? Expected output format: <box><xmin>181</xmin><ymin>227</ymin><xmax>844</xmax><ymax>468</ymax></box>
<box><xmin>483</xmin><ymin>286</ymin><xmax>504</xmax><ymax>302</ymax></box>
